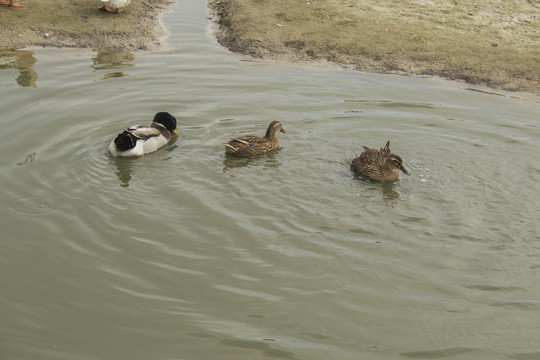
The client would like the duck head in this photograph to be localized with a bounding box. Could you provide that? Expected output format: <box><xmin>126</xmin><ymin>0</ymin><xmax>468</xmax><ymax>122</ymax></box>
<box><xmin>386</xmin><ymin>154</ymin><xmax>410</xmax><ymax>175</ymax></box>
<box><xmin>153</xmin><ymin>112</ymin><xmax>178</xmax><ymax>135</ymax></box>
<box><xmin>265</xmin><ymin>121</ymin><xmax>286</xmax><ymax>138</ymax></box>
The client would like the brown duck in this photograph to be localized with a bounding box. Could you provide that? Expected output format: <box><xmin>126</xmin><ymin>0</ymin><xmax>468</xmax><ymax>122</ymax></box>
<box><xmin>351</xmin><ymin>140</ymin><xmax>410</xmax><ymax>182</ymax></box>
<box><xmin>224</xmin><ymin>121</ymin><xmax>285</xmax><ymax>157</ymax></box>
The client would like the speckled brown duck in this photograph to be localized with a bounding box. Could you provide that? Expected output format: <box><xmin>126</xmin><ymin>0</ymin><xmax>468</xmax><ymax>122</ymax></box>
<box><xmin>351</xmin><ymin>140</ymin><xmax>410</xmax><ymax>182</ymax></box>
<box><xmin>224</xmin><ymin>121</ymin><xmax>285</xmax><ymax>157</ymax></box>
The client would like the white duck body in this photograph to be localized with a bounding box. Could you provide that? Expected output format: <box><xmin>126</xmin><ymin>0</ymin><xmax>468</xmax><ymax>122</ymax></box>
<box><xmin>108</xmin><ymin>125</ymin><xmax>168</xmax><ymax>157</ymax></box>
<box><xmin>100</xmin><ymin>0</ymin><xmax>131</xmax><ymax>9</ymax></box>
<box><xmin>108</xmin><ymin>112</ymin><xmax>178</xmax><ymax>157</ymax></box>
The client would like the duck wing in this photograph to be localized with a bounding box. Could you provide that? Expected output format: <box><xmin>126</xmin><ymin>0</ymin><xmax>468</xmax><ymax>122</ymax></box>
<box><xmin>229</xmin><ymin>135</ymin><xmax>267</xmax><ymax>146</ymax></box>
<box><xmin>380</xmin><ymin>140</ymin><xmax>391</xmax><ymax>157</ymax></box>
<box><xmin>127</xmin><ymin>125</ymin><xmax>162</xmax><ymax>139</ymax></box>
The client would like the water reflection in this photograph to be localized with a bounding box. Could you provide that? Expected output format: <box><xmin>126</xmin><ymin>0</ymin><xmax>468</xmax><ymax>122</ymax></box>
<box><xmin>381</xmin><ymin>182</ymin><xmax>400</xmax><ymax>201</ymax></box>
<box><xmin>352</xmin><ymin>174</ymin><xmax>401</xmax><ymax>201</ymax></box>
<box><xmin>0</xmin><ymin>49</ymin><xmax>37</xmax><ymax>87</ymax></box>
<box><xmin>16</xmin><ymin>152</ymin><xmax>36</xmax><ymax>166</ymax></box>
<box><xmin>91</xmin><ymin>49</ymin><xmax>135</xmax><ymax>79</ymax></box>
<box><xmin>222</xmin><ymin>150</ymin><xmax>283</xmax><ymax>173</ymax></box>
<box><xmin>111</xmin><ymin>156</ymin><xmax>134</xmax><ymax>187</ymax></box>
<box><xmin>109</xmin><ymin>141</ymin><xmax>178</xmax><ymax>187</ymax></box>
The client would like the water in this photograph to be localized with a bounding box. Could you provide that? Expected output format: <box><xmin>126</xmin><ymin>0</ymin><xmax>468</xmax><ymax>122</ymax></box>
<box><xmin>1</xmin><ymin>0</ymin><xmax>539</xmax><ymax>359</ymax></box>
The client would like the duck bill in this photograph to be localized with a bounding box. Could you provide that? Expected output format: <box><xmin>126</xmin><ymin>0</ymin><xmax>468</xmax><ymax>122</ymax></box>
<box><xmin>172</xmin><ymin>129</ymin><xmax>179</xmax><ymax>136</ymax></box>
<box><xmin>400</xmin><ymin>165</ymin><xmax>410</xmax><ymax>175</ymax></box>
<box><xmin>280</xmin><ymin>128</ymin><xmax>286</xmax><ymax>134</ymax></box>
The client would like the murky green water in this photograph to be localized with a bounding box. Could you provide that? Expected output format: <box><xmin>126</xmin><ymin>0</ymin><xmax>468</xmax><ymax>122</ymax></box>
<box><xmin>1</xmin><ymin>1</ymin><xmax>539</xmax><ymax>359</ymax></box>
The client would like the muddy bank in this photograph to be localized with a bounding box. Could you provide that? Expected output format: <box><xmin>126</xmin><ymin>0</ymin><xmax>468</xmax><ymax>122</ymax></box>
<box><xmin>0</xmin><ymin>0</ymin><xmax>172</xmax><ymax>51</ymax></box>
<box><xmin>2</xmin><ymin>0</ymin><xmax>538</xmax><ymax>93</ymax></box>
<box><xmin>210</xmin><ymin>0</ymin><xmax>539</xmax><ymax>94</ymax></box>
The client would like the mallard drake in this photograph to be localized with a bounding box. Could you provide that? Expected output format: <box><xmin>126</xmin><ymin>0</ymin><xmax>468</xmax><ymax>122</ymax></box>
<box><xmin>108</xmin><ymin>112</ymin><xmax>178</xmax><ymax>157</ymax></box>
<box><xmin>0</xmin><ymin>0</ymin><xmax>24</xmax><ymax>7</ymax></box>
<box><xmin>351</xmin><ymin>140</ymin><xmax>409</xmax><ymax>182</ymax></box>
<box><xmin>224</xmin><ymin>121</ymin><xmax>285</xmax><ymax>157</ymax></box>
<box><xmin>99</xmin><ymin>0</ymin><xmax>131</xmax><ymax>13</ymax></box>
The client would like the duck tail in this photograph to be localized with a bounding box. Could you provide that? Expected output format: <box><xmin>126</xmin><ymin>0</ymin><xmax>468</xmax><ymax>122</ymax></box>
<box><xmin>114</xmin><ymin>131</ymin><xmax>137</xmax><ymax>152</ymax></box>
<box><xmin>224</xmin><ymin>143</ymin><xmax>238</xmax><ymax>153</ymax></box>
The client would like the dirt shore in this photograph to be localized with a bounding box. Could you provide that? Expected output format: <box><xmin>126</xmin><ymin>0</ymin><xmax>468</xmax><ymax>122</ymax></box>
<box><xmin>1</xmin><ymin>0</ymin><xmax>538</xmax><ymax>94</ymax></box>
<box><xmin>0</xmin><ymin>0</ymin><xmax>172</xmax><ymax>51</ymax></box>
<box><xmin>210</xmin><ymin>0</ymin><xmax>539</xmax><ymax>94</ymax></box>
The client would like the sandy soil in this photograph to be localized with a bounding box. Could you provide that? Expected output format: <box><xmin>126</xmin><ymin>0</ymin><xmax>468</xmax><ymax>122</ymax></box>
<box><xmin>0</xmin><ymin>0</ymin><xmax>172</xmax><ymax>51</ymax></box>
<box><xmin>1</xmin><ymin>0</ymin><xmax>538</xmax><ymax>94</ymax></box>
<box><xmin>210</xmin><ymin>0</ymin><xmax>539</xmax><ymax>94</ymax></box>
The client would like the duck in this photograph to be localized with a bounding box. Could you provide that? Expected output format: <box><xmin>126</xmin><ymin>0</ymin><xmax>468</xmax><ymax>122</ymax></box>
<box><xmin>0</xmin><ymin>0</ymin><xmax>24</xmax><ymax>7</ymax></box>
<box><xmin>99</xmin><ymin>0</ymin><xmax>131</xmax><ymax>13</ymax></box>
<box><xmin>224</xmin><ymin>121</ymin><xmax>285</xmax><ymax>157</ymax></box>
<box><xmin>108</xmin><ymin>112</ymin><xmax>178</xmax><ymax>157</ymax></box>
<box><xmin>351</xmin><ymin>140</ymin><xmax>409</xmax><ymax>182</ymax></box>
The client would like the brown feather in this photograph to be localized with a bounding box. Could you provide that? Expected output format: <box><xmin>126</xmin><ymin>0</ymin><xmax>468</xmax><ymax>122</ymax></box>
<box><xmin>224</xmin><ymin>121</ymin><xmax>285</xmax><ymax>157</ymax></box>
<box><xmin>351</xmin><ymin>140</ymin><xmax>409</xmax><ymax>182</ymax></box>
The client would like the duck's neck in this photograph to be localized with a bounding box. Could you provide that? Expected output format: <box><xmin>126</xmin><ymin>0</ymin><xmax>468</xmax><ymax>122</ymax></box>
<box><xmin>381</xmin><ymin>164</ymin><xmax>399</xmax><ymax>182</ymax></box>
<box><xmin>381</xmin><ymin>159</ymin><xmax>400</xmax><ymax>181</ymax></box>
<box><xmin>151</xmin><ymin>122</ymin><xmax>171</xmax><ymax>138</ymax></box>
<box><xmin>151</xmin><ymin>122</ymin><xmax>166</xmax><ymax>130</ymax></box>
<box><xmin>265</xmin><ymin>127</ymin><xmax>278</xmax><ymax>139</ymax></box>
